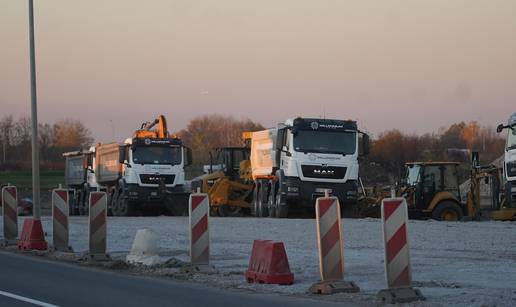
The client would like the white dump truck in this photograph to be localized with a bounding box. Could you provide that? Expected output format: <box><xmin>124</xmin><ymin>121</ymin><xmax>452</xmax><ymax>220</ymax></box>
<box><xmin>64</xmin><ymin>115</ymin><xmax>192</xmax><ymax>216</ymax></box>
<box><xmin>248</xmin><ymin>117</ymin><xmax>369</xmax><ymax>217</ymax></box>
<box><xmin>497</xmin><ymin>113</ymin><xmax>516</xmax><ymax>207</ymax></box>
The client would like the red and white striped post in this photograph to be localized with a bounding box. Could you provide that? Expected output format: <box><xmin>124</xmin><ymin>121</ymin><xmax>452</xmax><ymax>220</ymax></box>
<box><xmin>2</xmin><ymin>185</ymin><xmax>18</xmax><ymax>245</ymax></box>
<box><xmin>189</xmin><ymin>192</ymin><xmax>209</xmax><ymax>266</ymax></box>
<box><xmin>52</xmin><ymin>188</ymin><xmax>71</xmax><ymax>252</ymax></box>
<box><xmin>378</xmin><ymin>197</ymin><xmax>424</xmax><ymax>303</ymax></box>
<box><xmin>309</xmin><ymin>193</ymin><xmax>359</xmax><ymax>294</ymax></box>
<box><xmin>88</xmin><ymin>191</ymin><xmax>108</xmax><ymax>260</ymax></box>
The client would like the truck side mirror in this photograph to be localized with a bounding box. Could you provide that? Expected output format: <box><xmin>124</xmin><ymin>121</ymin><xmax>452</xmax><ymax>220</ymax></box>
<box><xmin>118</xmin><ymin>147</ymin><xmax>126</xmax><ymax>163</ymax></box>
<box><xmin>275</xmin><ymin>128</ymin><xmax>287</xmax><ymax>151</ymax></box>
<box><xmin>359</xmin><ymin>133</ymin><xmax>370</xmax><ymax>156</ymax></box>
<box><xmin>496</xmin><ymin>124</ymin><xmax>505</xmax><ymax>133</ymax></box>
<box><xmin>185</xmin><ymin>147</ymin><xmax>193</xmax><ymax>166</ymax></box>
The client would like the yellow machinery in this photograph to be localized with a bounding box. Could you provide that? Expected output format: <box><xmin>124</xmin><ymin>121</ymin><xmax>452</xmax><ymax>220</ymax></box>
<box><xmin>134</xmin><ymin>115</ymin><xmax>170</xmax><ymax>139</ymax></box>
<box><xmin>363</xmin><ymin>160</ymin><xmax>516</xmax><ymax>221</ymax></box>
<box><xmin>197</xmin><ymin>146</ymin><xmax>253</xmax><ymax>217</ymax></box>
<box><xmin>467</xmin><ymin>164</ymin><xmax>516</xmax><ymax>221</ymax></box>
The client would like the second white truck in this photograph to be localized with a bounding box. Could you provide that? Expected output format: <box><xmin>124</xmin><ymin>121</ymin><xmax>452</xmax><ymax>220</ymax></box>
<box><xmin>248</xmin><ymin>117</ymin><xmax>369</xmax><ymax>217</ymax></box>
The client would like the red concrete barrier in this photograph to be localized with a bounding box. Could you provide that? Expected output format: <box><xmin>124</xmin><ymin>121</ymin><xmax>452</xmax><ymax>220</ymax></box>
<box><xmin>245</xmin><ymin>240</ymin><xmax>294</xmax><ymax>285</ymax></box>
<box><xmin>18</xmin><ymin>219</ymin><xmax>48</xmax><ymax>250</ymax></box>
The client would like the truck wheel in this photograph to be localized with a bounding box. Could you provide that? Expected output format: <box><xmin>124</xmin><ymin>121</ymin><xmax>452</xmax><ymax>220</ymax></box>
<box><xmin>110</xmin><ymin>189</ymin><xmax>119</xmax><ymax>216</ymax></box>
<box><xmin>268</xmin><ymin>184</ymin><xmax>276</xmax><ymax>218</ymax></box>
<box><xmin>117</xmin><ymin>199</ymin><xmax>136</xmax><ymax>216</ymax></box>
<box><xmin>80</xmin><ymin>192</ymin><xmax>88</xmax><ymax>216</ymax></box>
<box><xmin>257</xmin><ymin>182</ymin><xmax>269</xmax><ymax>217</ymax></box>
<box><xmin>69</xmin><ymin>190</ymin><xmax>78</xmax><ymax>216</ymax></box>
<box><xmin>115</xmin><ymin>189</ymin><xmax>136</xmax><ymax>216</ymax></box>
<box><xmin>275</xmin><ymin>186</ymin><xmax>288</xmax><ymax>218</ymax></box>
<box><xmin>107</xmin><ymin>189</ymin><xmax>115</xmax><ymax>216</ymax></box>
<box><xmin>432</xmin><ymin>201</ymin><xmax>463</xmax><ymax>221</ymax></box>
<box><xmin>251</xmin><ymin>184</ymin><xmax>260</xmax><ymax>217</ymax></box>
<box><xmin>81</xmin><ymin>185</ymin><xmax>90</xmax><ymax>216</ymax></box>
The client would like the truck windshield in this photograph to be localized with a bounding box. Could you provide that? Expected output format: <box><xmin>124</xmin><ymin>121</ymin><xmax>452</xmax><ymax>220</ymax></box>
<box><xmin>293</xmin><ymin>130</ymin><xmax>356</xmax><ymax>155</ymax></box>
<box><xmin>132</xmin><ymin>146</ymin><xmax>182</xmax><ymax>165</ymax></box>
<box><xmin>508</xmin><ymin>129</ymin><xmax>516</xmax><ymax>149</ymax></box>
<box><xmin>406</xmin><ymin>165</ymin><xmax>421</xmax><ymax>186</ymax></box>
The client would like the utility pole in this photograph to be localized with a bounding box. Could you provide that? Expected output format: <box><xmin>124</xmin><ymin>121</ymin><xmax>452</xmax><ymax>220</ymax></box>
<box><xmin>28</xmin><ymin>0</ymin><xmax>41</xmax><ymax>219</ymax></box>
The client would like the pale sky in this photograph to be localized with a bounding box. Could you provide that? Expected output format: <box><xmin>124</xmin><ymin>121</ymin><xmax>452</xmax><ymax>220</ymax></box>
<box><xmin>1</xmin><ymin>0</ymin><xmax>515</xmax><ymax>142</ymax></box>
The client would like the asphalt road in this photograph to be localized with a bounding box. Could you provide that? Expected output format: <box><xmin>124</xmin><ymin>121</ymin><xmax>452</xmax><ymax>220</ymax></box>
<box><xmin>0</xmin><ymin>251</ymin><xmax>341</xmax><ymax>307</ymax></box>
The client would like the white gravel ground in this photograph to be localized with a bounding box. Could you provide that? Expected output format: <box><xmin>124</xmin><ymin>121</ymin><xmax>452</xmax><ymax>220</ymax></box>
<box><xmin>5</xmin><ymin>216</ymin><xmax>516</xmax><ymax>306</ymax></box>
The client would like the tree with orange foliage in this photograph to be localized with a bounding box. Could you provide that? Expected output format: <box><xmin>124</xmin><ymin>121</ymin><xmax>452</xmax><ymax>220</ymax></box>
<box><xmin>177</xmin><ymin>114</ymin><xmax>264</xmax><ymax>166</ymax></box>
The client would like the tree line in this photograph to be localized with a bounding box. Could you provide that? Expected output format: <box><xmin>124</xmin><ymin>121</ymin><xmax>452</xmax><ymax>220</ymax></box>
<box><xmin>0</xmin><ymin>114</ymin><xmax>505</xmax><ymax>186</ymax></box>
<box><xmin>0</xmin><ymin>116</ymin><xmax>93</xmax><ymax>170</ymax></box>
<box><xmin>361</xmin><ymin>121</ymin><xmax>505</xmax><ymax>185</ymax></box>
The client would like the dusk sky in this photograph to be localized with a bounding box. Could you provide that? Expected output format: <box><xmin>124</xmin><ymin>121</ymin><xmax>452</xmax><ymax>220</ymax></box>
<box><xmin>2</xmin><ymin>0</ymin><xmax>515</xmax><ymax>142</ymax></box>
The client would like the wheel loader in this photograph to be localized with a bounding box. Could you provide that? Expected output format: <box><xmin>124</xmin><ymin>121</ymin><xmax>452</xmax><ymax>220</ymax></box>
<box><xmin>193</xmin><ymin>146</ymin><xmax>253</xmax><ymax>217</ymax></box>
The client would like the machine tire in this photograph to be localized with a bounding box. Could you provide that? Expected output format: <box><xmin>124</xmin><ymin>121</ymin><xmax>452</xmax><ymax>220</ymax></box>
<box><xmin>218</xmin><ymin>205</ymin><xmax>243</xmax><ymax>217</ymax></box>
<box><xmin>432</xmin><ymin>201</ymin><xmax>463</xmax><ymax>221</ymax></box>
<box><xmin>268</xmin><ymin>183</ymin><xmax>276</xmax><ymax>218</ymax></box>
<box><xmin>257</xmin><ymin>181</ymin><xmax>269</xmax><ymax>217</ymax></box>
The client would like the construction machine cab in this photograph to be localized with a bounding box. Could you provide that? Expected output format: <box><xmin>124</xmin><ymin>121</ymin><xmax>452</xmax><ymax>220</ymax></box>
<box><xmin>209</xmin><ymin>147</ymin><xmax>250</xmax><ymax>181</ymax></box>
<box><xmin>403</xmin><ymin>162</ymin><xmax>462</xmax><ymax>220</ymax></box>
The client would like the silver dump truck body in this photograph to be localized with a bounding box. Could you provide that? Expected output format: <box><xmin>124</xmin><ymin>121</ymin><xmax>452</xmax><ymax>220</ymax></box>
<box><xmin>64</xmin><ymin>151</ymin><xmax>87</xmax><ymax>187</ymax></box>
<box><xmin>95</xmin><ymin>143</ymin><xmax>122</xmax><ymax>184</ymax></box>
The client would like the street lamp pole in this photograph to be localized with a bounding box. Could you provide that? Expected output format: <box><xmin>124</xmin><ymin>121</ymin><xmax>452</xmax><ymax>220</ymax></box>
<box><xmin>28</xmin><ymin>0</ymin><xmax>41</xmax><ymax>219</ymax></box>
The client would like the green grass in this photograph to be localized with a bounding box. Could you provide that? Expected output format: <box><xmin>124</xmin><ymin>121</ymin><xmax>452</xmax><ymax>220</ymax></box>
<box><xmin>0</xmin><ymin>170</ymin><xmax>64</xmax><ymax>189</ymax></box>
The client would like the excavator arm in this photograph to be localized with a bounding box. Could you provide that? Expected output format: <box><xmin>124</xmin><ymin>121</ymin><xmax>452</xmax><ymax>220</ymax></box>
<box><xmin>134</xmin><ymin>115</ymin><xmax>170</xmax><ymax>139</ymax></box>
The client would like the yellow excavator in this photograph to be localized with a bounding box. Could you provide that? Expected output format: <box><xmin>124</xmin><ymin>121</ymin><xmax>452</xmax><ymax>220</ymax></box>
<box><xmin>134</xmin><ymin>115</ymin><xmax>170</xmax><ymax>139</ymax></box>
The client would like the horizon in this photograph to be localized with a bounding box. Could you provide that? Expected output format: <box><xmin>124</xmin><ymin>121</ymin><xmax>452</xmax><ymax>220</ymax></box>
<box><xmin>2</xmin><ymin>1</ymin><xmax>515</xmax><ymax>142</ymax></box>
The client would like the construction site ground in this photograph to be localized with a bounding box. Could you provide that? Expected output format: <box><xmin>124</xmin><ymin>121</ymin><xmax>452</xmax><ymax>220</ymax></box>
<box><xmin>2</xmin><ymin>216</ymin><xmax>515</xmax><ymax>306</ymax></box>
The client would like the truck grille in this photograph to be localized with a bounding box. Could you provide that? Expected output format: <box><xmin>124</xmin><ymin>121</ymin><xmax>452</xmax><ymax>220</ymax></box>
<box><xmin>301</xmin><ymin>165</ymin><xmax>346</xmax><ymax>179</ymax></box>
<box><xmin>507</xmin><ymin>162</ymin><xmax>516</xmax><ymax>177</ymax></box>
<box><xmin>139</xmin><ymin>174</ymin><xmax>175</xmax><ymax>185</ymax></box>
